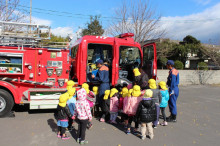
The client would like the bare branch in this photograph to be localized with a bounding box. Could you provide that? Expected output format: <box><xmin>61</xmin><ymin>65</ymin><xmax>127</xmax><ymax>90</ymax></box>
<box><xmin>106</xmin><ymin>0</ymin><xmax>165</xmax><ymax>43</ymax></box>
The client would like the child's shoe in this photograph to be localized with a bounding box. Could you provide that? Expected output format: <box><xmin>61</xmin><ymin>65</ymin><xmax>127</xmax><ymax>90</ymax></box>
<box><xmin>160</xmin><ymin>121</ymin><xmax>168</xmax><ymax>126</ymax></box>
<box><xmin>87</xmin><ymin>123</ymin><xmax>93</xmax><ymax>130</ymax></box>
<box><xmin>100</xmin><ymin>118</ymin><xmax>105</xmax><ymax>122</ymax></box>
<box><xmin>77</xmin><ymin>138</ymin><xmax>81</xmax><ymax>143</ymax></box>
<box><xmin>112</xmin><ymin>120</ymin><xmax>117</xmax><ymax>124</ymax></box>
<box><xmin>61</xmin><ymin>134</ymin><xmax>70</xmax><ymax>140</ymax></box>
<box><xmin>152</xmin><ymin>125</ymin><xmax>157</xmax><ymax>129</ymax></box>
<box><xmin>80</xmin><ymin>140</ymin><xmax>88</xmax><ymax>145</ymax></box>
<box><xmin>141</xmin><ymin>135</ymin><xmax>146</xmax><ymax>140</ymax></box>
<box><xmin>149</xmin><ymin>135</ymin><xmax>154</xmax><ymax>139</ymax></box>
<box><xmin>57</xmin><ymin>133</ymin><xmax>61</xmax><ymax>138</ymax></box>
<box><xmin>126</xmin><ymin>130</ymin><xmax>131</xmax><ymax>134</ymax></box>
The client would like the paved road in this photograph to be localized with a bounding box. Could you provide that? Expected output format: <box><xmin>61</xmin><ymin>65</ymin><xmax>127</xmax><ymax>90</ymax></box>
<box><xmin>0</xmin><ymin>85</ymin><xmax>220</xmax><ymax>146</ymax></box>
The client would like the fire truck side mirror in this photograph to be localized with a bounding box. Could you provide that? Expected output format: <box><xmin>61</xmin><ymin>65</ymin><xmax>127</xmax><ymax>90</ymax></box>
<box><xmin>46</xmin><ymin>68</ymin><xmax>53</xmax><ymax>76</ymax></box>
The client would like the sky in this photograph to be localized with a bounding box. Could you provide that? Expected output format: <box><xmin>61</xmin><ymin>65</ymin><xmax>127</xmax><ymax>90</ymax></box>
<box><xmin>17</xmin><ymin>0</ymin><xmax>220</xmax><ymax>44</ymax></box>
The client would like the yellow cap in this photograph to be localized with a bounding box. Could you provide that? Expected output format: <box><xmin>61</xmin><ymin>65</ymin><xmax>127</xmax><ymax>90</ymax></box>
<box><xmin>58</xmin><ymin>93</ymin><xmax>69</xmax><ymax>107</ymax></box>
<box><xmin>158</xmin><ymin>81</ymin><xmax>168</xmax><ymax>90</ymax></box>
<box><xmin>67</xmin><ymin>88</ymin><xmax>76</xmax><ymax>99</ymax></box>
<box><xmin>148</xmin><ymin>79</ymin><xmax>157</xmax><ymax>89</ymax></box>
<box><xmin>93</xmin><ymin>86</ymin><xmax>98</xmax><ymax>95</ymax></box>
<box><xmin>143</xmin><ymin>89</ymin><xmax>153</xmax><ymax>98</ymax></box>
<box><xmin>133</xmin><ymin>68</ymin><xmax>141</xmax><ymax>76</ymax></box>
<box><xmin>103</xmin><ymin>90</ymin><xmax>110</xmax><ymax>100</ymax></box>
<box><xmin>121</xmin><ymin>87</ymin><xmax>129</xmax><ymax>98</ymax></box>
<box><xmin>67</xmin><ymin>80</ymin><xmax>75</xmax><ymax>86</ymax></box>
<box><xmin>91</xmin><ymin>64</ymin><xmax>97</xmax><ymax>70</ymax></box>
<box><xmin>110</xmin><ymin>88</ymin><xmax>118</xmax><ymax>98</ymax></box>
<box><xmin>132</xmin><ymin>85</ymin><xmax>141</xmax><ymax>97</ymax></box>
<box><xmin>82</xmin><ymin>83</ymin><xmax>90</xmax><ymax>94</ymax></box>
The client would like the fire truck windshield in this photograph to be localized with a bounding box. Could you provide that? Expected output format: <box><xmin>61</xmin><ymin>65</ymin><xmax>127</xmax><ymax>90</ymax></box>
<box><xmin>119</xmin><ymin>46</ymin><xmax>141</xmax><ymax>81</ymax></box>
<box><xmin>119</xmin><ymin>46</ymin><xmax>141</xmax><ymax>65</ymax></box>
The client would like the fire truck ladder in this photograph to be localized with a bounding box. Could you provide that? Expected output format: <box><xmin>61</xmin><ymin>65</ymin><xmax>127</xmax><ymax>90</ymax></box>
<box><xmin>0</xmin><ymin>21</ymin><xmax>51</xmax><ymax>47</ymax></box>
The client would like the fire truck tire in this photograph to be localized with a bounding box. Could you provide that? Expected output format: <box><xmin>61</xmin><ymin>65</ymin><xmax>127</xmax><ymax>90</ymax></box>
<box><xmin>0</xmin><ymin>89</ymin><xmax>14</xmax><ymax>117</ymax></box>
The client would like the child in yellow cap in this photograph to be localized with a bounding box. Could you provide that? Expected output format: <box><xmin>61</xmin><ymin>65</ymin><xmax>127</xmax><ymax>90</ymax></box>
<box><xmin>109</xmin><ymin>88</ymin><xmax>119</xmax><ymax>124</ymax></box>
<box><xmin>148</xmin><ymin>79</ymin><xmax>162</xmax><ymax>128</ymax></box>
<box><xmin>100</xmin><ymin>90</ymin><xmax>110</xmax><ymax>122</ymax></box>
<box><xmin>135</xmin><ymin>89</ymin><xmax>157</xmax><ymax>140</ymax></box>
<box><xmin>158</xmin><ymin>81</ymin><xmax>169</xmax><ymax>126</ymax></box>
<box><xmin>66</xmin><ymin>87</ymin><xmax>76</xmax><ymax>131</ymax></box>
<box><xmin>82</xmin><ymin>83</ymin><xmax>96</xmax><ymax>129</ymax></box>
<box><xmin>133</xmin><ymin>64</ymin><xmax>149</xmax><ymax>90</ymax></box>
<box><xmin>123</xmin><ymin>85</ymin><xmax>143</xmax><ymax>134</ymax></box>
<box><xmin>57</xmin><ymin>93</ymin><xmax>74</xmax><ymax>140</ymax></box>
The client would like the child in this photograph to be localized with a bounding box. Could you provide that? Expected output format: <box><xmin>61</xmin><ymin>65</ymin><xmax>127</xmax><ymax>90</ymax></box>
<box><xmin>73</xmin><ymin>88</ymin><xmax>92</xmax><ymax>144</ymax></box>
<box><xmin>92</xmin><ymin>86</ymin><xmax>99</xmax><ymax>117</ymax></box>
<box><xmin>148</xmin><ymin>79</ymin><xmax>162</xmax><ymax>128</ymax></box>
<box><xmin>123</xmin><ymin>85</ymin><xmax>142</xmax><ymax>134</ymax></box>
<box><xmin>109</xmin><ymin>88</ymin><xmax>119</xmax><ymax>124</ymax></box>
<box><xmin>57</xmin><ymin>93</ymin><xmax>74</xmax><ymax>140</ymax></box>
<box><xmin>135</xmin><ymin>89</ymin><xmax>157</xmax><ymax>140</ymax></box>
<box><xmin>100</xmin><ymin>90</ymin><xmax>111</xmax><ymax>122</ymax></box>
<box><xmin>66</xmin><ymin>87</ymin><xmax>76</xmax><ymax>131</ymax></box>
<box><xmin>82</xmin><ymin>83</ymin><xmax>96</xmax><ymax>129</ymax></box>
<box><xmin>66</xmin><ymin>80</ymin><xmax>75</xmax><ymax>90</ymax></box>
<box><xmin>119</xmin><ymin>85</ymin><xmax>129</xmax><ymax>124</ymax></box>
<box><xmin>93</xmin><ymin>86</ymin><xmax>99</xmax><ymax>96</ymax></box>
<box><xmin>158</xmin><ymin>81</ymin><xmax>170</xmax><ymax>126</ymax></box>
<box><xmin>133</xmin><ymin>65</ymin><xmax>149</xmax><ymax>90</ymax></box>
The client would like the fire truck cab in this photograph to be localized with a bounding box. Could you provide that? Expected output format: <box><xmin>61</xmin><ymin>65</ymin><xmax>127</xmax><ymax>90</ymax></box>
<box><xmin>69</xmin><ymin>33</ymin><xmax>157</xmax><ymax>87</ymax></box>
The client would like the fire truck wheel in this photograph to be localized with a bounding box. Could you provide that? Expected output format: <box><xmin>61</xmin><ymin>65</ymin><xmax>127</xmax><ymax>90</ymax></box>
<box><xmin>0</xmin><ymin>89</ymin><xmax>14</xmax><ymax>117</ymax></box>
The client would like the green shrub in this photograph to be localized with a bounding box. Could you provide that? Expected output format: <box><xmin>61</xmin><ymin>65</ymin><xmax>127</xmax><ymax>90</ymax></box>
<box><xmin>174</xmin><ymin>60</ymin><xmax>184</xmax><ymax>69</ymax></box>
<box><xmin>198</xmin><ymin>62</ymin><xmax>208</xmax><ymax>70</ymax></box>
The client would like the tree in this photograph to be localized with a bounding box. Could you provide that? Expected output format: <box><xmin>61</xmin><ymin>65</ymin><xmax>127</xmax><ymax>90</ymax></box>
<box><xmin>80</xmin><ymin>15</ymin><xmax>104</xmax><ymax>37</ymax></box>
<box><xmin>106</xmin><ymin>0</ymin><xmax>165</xmax><ymax>43</ymax></box>
<box><xmin>0</xmin><ymin>0</ymin><xmax>27</xmax><ymax>22</ymax></box>
<box><xmin>200</xmin><ymin>46</ymin><xmax>220</xmax><ymax>67</ymax></box>
<box><xmin>183</xmin><ymin>35</ymin><xmax>200</xmax><ymax>45</ymax></box>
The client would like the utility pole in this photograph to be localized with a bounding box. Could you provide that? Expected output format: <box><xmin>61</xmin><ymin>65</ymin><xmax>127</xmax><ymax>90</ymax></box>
<box><xmin>30</xmin><ymin>0</ymin><xmax>32</xmax><ymax>24</ymax></box>
<box><xmin>6</xmin><ymin>0</ymin><xmax>8</xmax><ymax>21</ymax></box>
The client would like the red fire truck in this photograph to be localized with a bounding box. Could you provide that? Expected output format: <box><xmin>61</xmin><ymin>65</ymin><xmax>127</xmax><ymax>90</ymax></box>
<box><xmin>69</xmin><ymin>33</ymin><xmax>157</xmax><ymax>86</ymax></box>
<box><xmin>0</xmin><ymin>21</ymin><xmax>71</xmax><ymax>117</ymax></box>
<box><xmin>0</xmin><ymin>21</ymin><xmax>157</xmax><ymax>117</ymax></box>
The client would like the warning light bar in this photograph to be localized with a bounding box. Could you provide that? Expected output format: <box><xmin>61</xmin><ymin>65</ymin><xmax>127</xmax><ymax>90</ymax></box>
<box><xmin>118</xmin><ymin>33</ymin><xmax>134</xmax><ymax>38</ymax></box>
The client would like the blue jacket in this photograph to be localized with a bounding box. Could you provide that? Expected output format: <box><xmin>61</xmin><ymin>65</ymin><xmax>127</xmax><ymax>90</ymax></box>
<box><xmin>167</xmin><ymin>67</ymin><xmax>179</xmax><ymax>94</ymax></box>
<box><xmin>67</xmin><ymin>95</ymin><xmax>76</xmax><ymax>115</ymax></box>
<box><xmin>94</xmin><ymin>65</ymin><xmax>109</xmax><ymax>83</ymax></box>
<box><xmin>159</xmin><ymin>90</ymin><xmax>169</xmax><ymax>107</ymax></box>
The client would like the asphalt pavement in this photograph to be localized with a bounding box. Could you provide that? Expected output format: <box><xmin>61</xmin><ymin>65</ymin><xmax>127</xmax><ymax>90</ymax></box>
<box><xmin>0</xmin><ymin>85</ymin><xmax>220</xmax><ymax>146</ymax></box>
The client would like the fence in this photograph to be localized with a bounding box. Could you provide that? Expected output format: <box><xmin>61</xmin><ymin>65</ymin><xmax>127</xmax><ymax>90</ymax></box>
<box><xmin>157</xmin><ymin>70</ymin><xmax>220</xmax><ymax>85</ymax></box>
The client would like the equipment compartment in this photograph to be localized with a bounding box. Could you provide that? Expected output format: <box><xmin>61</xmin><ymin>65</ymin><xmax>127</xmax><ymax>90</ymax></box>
<box><xmin>0</xmin><ymin>53</ymin><xmax>23</xmax><ymax>74</ymax></box>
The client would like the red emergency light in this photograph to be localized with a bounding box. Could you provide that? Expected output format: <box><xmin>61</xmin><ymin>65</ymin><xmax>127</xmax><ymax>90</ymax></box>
<box><xmin>119</xmin><ymin>33</ymin><xmax>134</xmax><ymax>38</ymax></box>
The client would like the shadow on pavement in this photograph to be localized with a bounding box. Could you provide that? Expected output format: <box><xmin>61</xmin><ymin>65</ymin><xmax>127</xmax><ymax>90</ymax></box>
<box><xmin>47</xmin><ymin>118</ymin><xmax>58</xmax><ymax>132</ymax></box>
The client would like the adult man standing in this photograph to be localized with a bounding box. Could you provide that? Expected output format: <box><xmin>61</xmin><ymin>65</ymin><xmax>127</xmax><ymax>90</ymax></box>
<box><xmin>166</xmin><ymin>60</ymin><xmax>179</xmax><ymax>122</ymax></box>
<box><xmin>92</xmin><ymin>59</ymin><xmax>110</xmax><ymax>122</ymax></box>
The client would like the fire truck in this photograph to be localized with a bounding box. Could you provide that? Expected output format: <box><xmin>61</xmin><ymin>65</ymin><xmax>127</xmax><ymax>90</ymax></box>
<box><xmin>69</xmin><ymin>33</ymin><xmax>157</xmax><ymax>86</ymax></box>
<box><xmin>0</xmin><ymin>21</ymin><xmax>157</xmax><ymax>117</ymax></box>
<box><xmin>0</xmin><ymin>21</ymin><xmax>70</xmax><ymax>117</ymax></box>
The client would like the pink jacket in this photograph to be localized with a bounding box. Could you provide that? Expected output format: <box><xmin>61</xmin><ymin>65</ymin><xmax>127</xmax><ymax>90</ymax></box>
<box><xmin>110</xmin><ymin>96</ymin><xmax>119</xmax><ymax>113</ymax></box>
<box><xmin>86</xmin><ymin>91</ymin><xmax>96</xmax><ymax>108</ymax></box>
<box><xmin>123</xmin><ymin>96</ymin><xmax>142</xmax><ymax>116</ymax></box>
<box><xmin>74</xmin><ymin>88</ymin><xmax>92</xmax><ymax>121</ymax></box>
